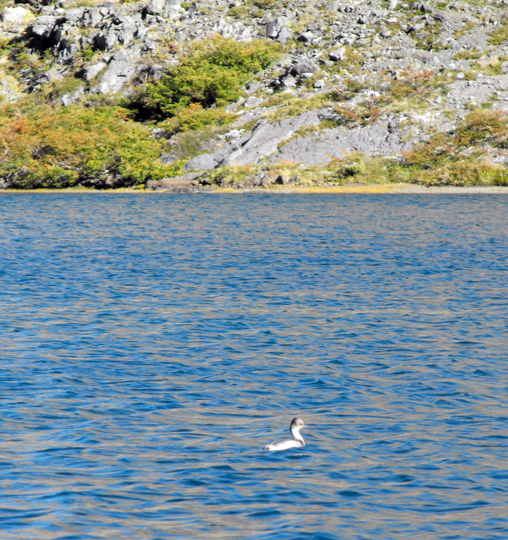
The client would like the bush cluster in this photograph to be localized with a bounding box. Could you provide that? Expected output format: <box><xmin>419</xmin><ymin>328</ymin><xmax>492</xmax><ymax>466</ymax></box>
<box><xmin>0</xmin><ymin>99</ymin><xmax>171</xmax><ymax>189</ymax></box>
<box><xmin>130</xmin><ymin>35</ymin><xmax>281</xmax><ymax>124</ymax></box>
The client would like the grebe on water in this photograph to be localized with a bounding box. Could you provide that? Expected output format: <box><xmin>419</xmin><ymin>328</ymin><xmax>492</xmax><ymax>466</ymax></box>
<box><xmin>264</xmin><ymin>418</ymin><xmax>307</xmax><ymax>451</ymax></box>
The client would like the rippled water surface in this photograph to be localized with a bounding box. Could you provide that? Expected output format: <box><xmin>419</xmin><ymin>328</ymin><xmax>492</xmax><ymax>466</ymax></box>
<box><xmin>1</xmin><ymin>193</ymin><xmax>508</xmax><ymax>539</ymax></box>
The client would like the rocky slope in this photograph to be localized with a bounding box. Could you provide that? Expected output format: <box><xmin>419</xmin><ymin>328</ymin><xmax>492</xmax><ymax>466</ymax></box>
<box><xmin>2</xmin><ymin>0</ymin><xmax>508</xmax><ymax>190</ymax></box>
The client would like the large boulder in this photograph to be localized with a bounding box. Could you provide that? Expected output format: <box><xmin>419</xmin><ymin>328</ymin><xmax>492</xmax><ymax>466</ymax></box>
<box><xmin>61</xmin><ymin>86</ymin><xmax>84</xmax><ymax>106</ymax></box>
<box><xmin>98</xmin><ymin>49</ymin><xmax>135</xmax><ymax>93</ymax></box>
<box><xmin>266</xmin><ymin>17</ymin><xmax>292</xmax><ymax>44</ymax></box>
<box><xmin>117</xmin><ymin>21</ymin><xmax>136</xmax><ymax>46</ymax></box>
<box><xmin>329</xmin><ymin>46</ymin><xmax>346</xmax><ymax>62</ymax></box>
<box><xmin>144</xmin><ymin>0</ymin><xmax>183</xmax><ymax>17</ymax></box>
<box><xmin>145</xmin><ymin>0</ymin><xmax>164</xmax><ymax>16</ymax></box>
<box><xmin>145</xmin><ymin>173</ymin><xmax>199</xmax><ymax>191</ymax></box>
<box><xmin>289</xmin><ymin>60</ymin><xmax>320</xmax><ymax>76</ymax></box>
<box><xmin>1</xmin><ymin>6</ymin><xmax>34</xmax><ymax>32</ymax></box>
<box><xmin>165</xmin><ymin>0</ymin><xmax>184</xmax><ymax>17</ymax></box>
<box><xmin>94</xmin><ymin>29</ymin><xmax>117</xmax><ymax>51</ymax></box>
<box><xmin>81</xmin><ymin>8</ymin><xmax>103</xmax><ymax>27</ymax></box>
<box><xmin>83</xmin><ymin>61</ymin><xmax>107</xmax><ymax>81</ymax></box>
<box><xmin>33</xmin><ymin>67</ymin><xmax>63</xmax><ymax>86</ymax></box>
<box><xmin>28</xmin><ymin>15</ymin><xmax>56</xmax><ymax>39</ymax></box>
<box><xmin>63</xmin><ymin>7</ymin><xmax>85</xmax><ymax>24</ymax></box>
<box><xmin>13</xmin><ymin>0</ymin><xmax>53</xmax><ymax>9</ymax></box>
<box><xmin>1</xmin><ymin>6</ymin><xmax>29</xmax><ymax>24</ymax></box>
<box><xmin>184</xmin><ymin>153</ymin><xmax>219</xmax><ymax>172</ymax></box>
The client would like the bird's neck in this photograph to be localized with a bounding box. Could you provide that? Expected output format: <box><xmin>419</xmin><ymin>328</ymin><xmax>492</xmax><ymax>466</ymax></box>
<box><xmin>291</xmin><ymin>428</ymin><xmax>304</xmax><ymax>444</ymax></box>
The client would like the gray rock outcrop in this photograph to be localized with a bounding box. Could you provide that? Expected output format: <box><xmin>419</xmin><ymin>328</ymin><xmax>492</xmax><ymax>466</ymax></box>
<box><xmin>184</xmin><ymin>153</ymin><xmax>219</xmax><ymax>172</ymax></box>
<box><xmin>273</xmin><ymin>119</ymin><xmax>412</xmax><ymax>165</ymax></box>
<box><xmin>183</xmin><ymin>109</ymin><xmax>417</xmax><ymax>171</ymax></box>
<box><xmin>98</xmin><ymin>49</ymin><xmax>135</xmax><ymax>93</ymax></box>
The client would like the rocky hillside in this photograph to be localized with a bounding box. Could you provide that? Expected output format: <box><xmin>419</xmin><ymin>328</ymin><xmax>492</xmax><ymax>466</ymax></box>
<box><xmin>2</xmin><ymin>0</ymin><xmax>508</xmax><ymax>190</ymax></box>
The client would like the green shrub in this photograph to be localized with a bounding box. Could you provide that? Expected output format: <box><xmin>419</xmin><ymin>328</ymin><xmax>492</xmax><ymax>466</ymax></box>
<box><xmin>160</xmin><ymin>102</ymin><xmax>233</xmax><ymax>134</ymax></box>
<box><xmin>455</xmin><ymin>109</ymin><xmax>508</xmax><ymax>147</ymax></box>
<box><xmin>130</xmin><ymin>35</ymin><xmax>281</xmax><ymax>123</ymax></box>
<box><xmin>0</xmin><ymin>99</ymin><xmax>171</xmax><ymax>189</ymax></box>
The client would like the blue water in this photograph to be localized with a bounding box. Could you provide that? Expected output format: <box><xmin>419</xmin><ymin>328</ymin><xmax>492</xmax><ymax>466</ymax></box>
<box><xmin>1</xmin><ymin>193</ymin><xmax>507</xmax><ymax>540</ymax></box>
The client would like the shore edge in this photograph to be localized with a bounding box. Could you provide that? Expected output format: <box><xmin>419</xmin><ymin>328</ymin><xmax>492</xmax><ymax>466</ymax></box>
<box><xmin>2</xmin><ymin>184</ymin><xmax>508</xmax><ymax>194</ymax></box>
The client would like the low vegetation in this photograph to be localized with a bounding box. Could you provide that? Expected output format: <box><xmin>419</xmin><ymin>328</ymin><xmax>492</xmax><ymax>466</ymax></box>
<box><xmin>489</xmin><ymin>17</ymin><xmax>508</xmax><ymax>46</ymax></box>
<box><xmin>401</xmin><ymin>109</ymin><xmax>508</xmax><ymax>185</ymax></box>
<box><xmin>229</xmin><ymin>0</ymin><xmax>286</xmax><ymax>18</ymax></box>
<box><xmin>454</xmin><ymin>21</ymin><xmax>475</xmax><ymax>40</ymax></box>
<box><xmin>0</xmin><ymin>34</ymin><xmax>284</xmax><ymax>188</ymax></box>
<box><xmin>0</xmin><ymin>99</ymin><xmax>172</xmax><ymax>189</ymax></box>
<box><xmin>331</xmin><ymin>69</ymin><xmax>448</xmax><ymax>127</ymax></box>
<box><xmin>129</xmin><ymin>35</ymin><xmax>281</xmax><ymax>127</ymax></box>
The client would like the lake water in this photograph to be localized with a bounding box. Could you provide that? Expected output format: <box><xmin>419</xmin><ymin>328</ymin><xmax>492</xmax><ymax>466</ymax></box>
<box><xmin>1</xmin><ymin>193</ymin><xmax>508</xmax><ymax>540</ymax></box>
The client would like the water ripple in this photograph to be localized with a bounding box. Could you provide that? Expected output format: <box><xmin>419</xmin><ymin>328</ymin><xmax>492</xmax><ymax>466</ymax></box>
<box><xmin>1</xmin><ymin>194</ymin><xmax>507</xmax><ymax>539</ymax></box>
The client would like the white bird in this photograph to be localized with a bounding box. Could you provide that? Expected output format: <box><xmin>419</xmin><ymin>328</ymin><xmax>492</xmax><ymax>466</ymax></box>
<box><xmin>264</xmin><ymin>417</ymin><xmax>307</xmax><ymax>451</ymax></box>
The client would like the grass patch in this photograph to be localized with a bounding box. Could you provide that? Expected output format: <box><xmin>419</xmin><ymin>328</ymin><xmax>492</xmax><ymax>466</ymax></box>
<box><xmin>472</xmin><ymin>56</ymin><xmax>507</xmax><ymax>76</ymax></box>
<box><xmin>404</xmin><ymin>160</ymin><xmax>508</xmax><ymax>186</ymax></box>
<box><xmin>453</xmin><ymin>48</ymin><xmax>481</xmax><ymax>61</ymax></box>
<box><xmin>259</xmin><ymin>92</ymin><xmax>331</xmax><ymax>124</ymax></box>
<box><xmin>229</xmin><ymin>0</ymin><xmax>289</xmax><ymax>18</ymax></box>
<box><xmin>40</xmin><ymin>76</ymin><xmax>84</xmax><ymax>101</ymax></box>
<box><xmin>336</xmin><ymin>47</ymin><xmax>365</xmax><ymax>77</ymax></box>
<box><xmin>325</xmin><ymin>154</ymin><xmax>413</xmax><ymax>185</ymax></box>
<box><xmin>454</xmin><ymin>21</ymin><xmax>475</xmax><ymax>40</ymax></box>
<box><xmin>490</xmin><ymin>18</ymin><xmax>508</xmax><ymax>46</ymax></box>
<box><xmin>202</xmin><ymin>147</ymin><xmax>508</xmax><ymax>190</ymax></box>
<box><xmin>202</xmin><ymin>155</ymin><xmax>409</xmax><ymax>189</ymax></box>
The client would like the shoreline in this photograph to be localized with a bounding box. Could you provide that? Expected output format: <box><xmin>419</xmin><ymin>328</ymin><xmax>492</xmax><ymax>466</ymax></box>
<box><xmin>5</xmin><ymin>0</ymin><xmax>508</xmax><ymax>196</ymax></box>
<box><xmin>2</xmin><ymin>184</ymin><xmax>508</xmax><ymax>194</ymax></box>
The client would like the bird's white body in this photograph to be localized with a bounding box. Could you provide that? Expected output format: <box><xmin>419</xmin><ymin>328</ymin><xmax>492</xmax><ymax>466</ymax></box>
<box><xmin>264</xmin><ymin>418</ymin><xmax>306</xmax><ymax>451</ymax></box>
<box><xmin>264</xmin><ymin>438</ymin><xmax>304</xmax><ymax>451</ymax></box>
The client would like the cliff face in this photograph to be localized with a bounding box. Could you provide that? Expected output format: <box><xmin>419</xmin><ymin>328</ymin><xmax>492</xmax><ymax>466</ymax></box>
<box><xmin>2</xmin><ymin>0</ymin><xmax>508</xmax><ymax>189</ymax></box>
